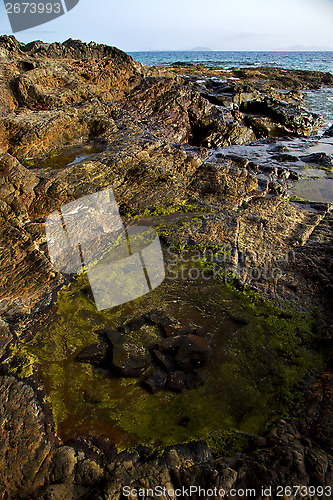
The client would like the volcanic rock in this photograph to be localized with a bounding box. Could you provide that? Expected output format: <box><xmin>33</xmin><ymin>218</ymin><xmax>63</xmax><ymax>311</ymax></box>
<box><xmin>142</xmin><ymin>369</ymin><xmax>168</xmax><ymax>394</ymax></box>
<box><xmin>75</xmin><ymin>342</ymin><xmax>110</xmax><ymax>366</ymax></box>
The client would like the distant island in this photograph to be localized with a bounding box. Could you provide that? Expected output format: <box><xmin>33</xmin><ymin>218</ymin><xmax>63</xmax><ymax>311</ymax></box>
<box><xmin>190</xmin><ymin>46</ymin><xmax>212</xmax><ymax>51</ymax></box>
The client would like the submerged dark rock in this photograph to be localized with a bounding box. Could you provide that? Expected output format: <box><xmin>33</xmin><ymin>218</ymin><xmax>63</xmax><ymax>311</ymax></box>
<box><xmin>152</xmin><ymin>349</ymin><xmax>177</xmax><ymax>372</ymax></box>
<box><xmin>75</xmin><ymin>342</ymin><xmax>110</xmax><ymax>366</ymax></box>
<box><xmin>0</xmin><ymin>36</ymin><xmax>333</xmax><ymax>498</ymax></box>
<box><xmin>92</xmin><ymin>318</ymin><xmax>210</xmax><ymax>393</ymax></box>
<box><xmin>175</xmin><ymin>334</ymin><xmax>210</xmax><ymax>371</ymax></box>
<box><xmin>185</xmin><ymin>370</ymin><xmax>205</xmax><ymax>390</ymax></box>
<box><xmin>110</xmin><ymin>338</ymin><xmax>151</xmax><ymax>378</ymax></box>
<box><xmin>142</xmin><ymin>369</ymin><xmax>168</xmax><ymax>393</ymax></box>
<box><xmin>167</xmin><ymin>370</ymin><xmax>186</xmax><ymax>392</ymax></box>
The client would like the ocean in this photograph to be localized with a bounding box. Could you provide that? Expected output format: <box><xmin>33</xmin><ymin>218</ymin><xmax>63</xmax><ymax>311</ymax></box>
<box><xmin>129</xmin><ymin>51</ymin><xmax>333</xmax><ymax>123</ymax></box>
<box><xmin>129</xmin><ymin>50</ymin><xmax>333</xmax><ymax>73</ymax></box>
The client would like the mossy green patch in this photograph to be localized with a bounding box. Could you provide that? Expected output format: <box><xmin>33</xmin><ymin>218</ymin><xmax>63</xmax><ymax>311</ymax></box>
<box><xmin>127</xmin><ymin>203</ymin><xmax>218</xmax><ymax>219</ymax></box>
<box><xmin>7</xmin><ymin>341</ymin><xmax>37</xmax><ymax>379</ymax></box>
<box><xmin>22</xmin><ymin>158</ymin><xmax>35</xmax><ymax>168</ymax></box>
<box><xmin>206</xmin><ymin>429</ymin><xmax>252</xmax><ymax>457</ymax></box>
<box><xmin>287</xmin><ymin>195</ymin><xmax>305</xmax><ymax>202</ymax></box>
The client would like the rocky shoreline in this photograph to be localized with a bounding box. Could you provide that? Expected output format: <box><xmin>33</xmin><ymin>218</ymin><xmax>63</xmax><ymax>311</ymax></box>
<box><xmin>0</xmin><ymin>35</ymin><xmax>333</xmax><ymax>499</ymax></box>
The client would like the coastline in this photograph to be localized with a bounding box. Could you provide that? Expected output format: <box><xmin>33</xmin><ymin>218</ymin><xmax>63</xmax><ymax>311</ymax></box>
<box><xmin>0</xmin><ymin>36</ymin><xmax>333</xmax><ymax>499</ymax></box>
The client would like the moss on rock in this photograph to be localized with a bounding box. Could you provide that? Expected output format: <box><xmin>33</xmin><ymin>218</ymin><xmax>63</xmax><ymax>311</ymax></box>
<box><xmin>7</xmin><ymin>259</ymin><xmax>325</xmax><ymax>452</ymax></box>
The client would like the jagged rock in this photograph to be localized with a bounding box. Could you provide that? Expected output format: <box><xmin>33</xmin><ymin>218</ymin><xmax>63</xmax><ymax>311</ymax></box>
<box><xmin>240</xmin><ymin>98</ymin><xmax>323</xmax><ymax>137</ymax></box>
<box><xmin>188</xmin><ymin>161</ymin><xmax>258</xmax><ymax>206</ymax></box>
<box><xmin>142</xmin><ymin>369</ymin><xmax>168</xmax><ymax>393</ymax></box>
<box><xmin>0</xmin><ymin>375</ymin><xmax>53</xmax><ymax>498</ymax></box>
<box><xmin>0</xmin><ymin>211</ymin><xmax>62</xmax><ymax>319</ymax></box>
<box><xmin>175</xmin><ymin>335</ymin><xmax>210</xmax><ymax>371</ymax></box>
<box><xmin>304</xmin><ymin>372</ymin><xmax>333</xmax><ymax>453</ymax></box>
<box><xmin>185</xmin><ymin>370</ymin><xmax>205</xmax><ymax>389</ymax></box>
<box><xmin>167</xmin><ymin>371</ymin><xmax>186</xmax><ymax>392</ymax></box>
<box><xmin>305</xmin><ymin>448</ymin><xmax>330</xmax><ymax>485</ymax></box>
<box><xmin>300</xmin><ymin>152</ymin><xmax>333</xmax><ymax>167</ymax></box>
<box><xmin>0</xmin><ymin>150</ymin><xmax>39</xmax><ymax>216</ymax></box>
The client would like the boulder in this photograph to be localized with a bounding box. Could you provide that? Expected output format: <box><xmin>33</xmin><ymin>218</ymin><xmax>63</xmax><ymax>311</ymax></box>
<box><xmin>111</xmin><ymin>341</ymin><xmax>151</xmax><ymax>378</ymax></box>
<box><xmin>75</xmin><ymin>342</ymin><xmax>110</xmax><ymax>366</ymax></box>
<box><xmin>152</xmin><ymin>350</ymin><xmax>177</xmax><ymax>373</ymax></box>
<box><xmin>300</xmin><ymin>152</ymin><xmax>333</xmax><ymax>167</ymax></box>
<box><xmin>323</xmin><ymin>124</ymin><xmax>333</xmax><ymax>137</ymax></box>
<box><xmin>167</xmin><ymin>371</ymin><xmax>186</xmax><ymax>392</ymax></box>
<box><xmin>175</xmin><ymin>335</ymin><xmax>210</xmax><ymax>371</ymax></box>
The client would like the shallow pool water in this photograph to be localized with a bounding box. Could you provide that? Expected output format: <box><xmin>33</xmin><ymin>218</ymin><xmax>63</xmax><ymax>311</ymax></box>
<box><xmin>307</xmin><ymin>142</ymin><xmax>333</xmax><ymax>155</ymax></box>
<box><xmin>28</xmin><ymin>145</ymin><xmax>104</xmax><ymax>171</ymax></box>
<box><xmin>292</xmin><ymin>177</ymin><xmax>333</xmax><ymax>203</ymax></box>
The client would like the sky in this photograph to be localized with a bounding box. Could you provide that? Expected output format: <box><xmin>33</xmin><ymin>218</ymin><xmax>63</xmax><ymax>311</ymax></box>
<box><xmin>1</xmin><ymin>0</ymin><xmax>333</xmax><ymax>51</ymax></box>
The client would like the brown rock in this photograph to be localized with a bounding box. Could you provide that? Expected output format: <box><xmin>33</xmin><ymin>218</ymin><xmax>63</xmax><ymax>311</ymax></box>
<box><xmin>167</xmin><ymin>371</ymin><xmax>186</xmax><ymax>392</ymax></box>
<box><xmin>0</xmin><ymin>375</ymin><xmax>53</xmax><ymax>498</ymax></box>
<box><xmin>142</xmin><ymin>369</ymin><xmax>168</xmax><ymax>393</ymax></box>
<box><xmin>75</xmin><ymin>342</ymin><xmax>110</xmax><ymax>366</ymax></box>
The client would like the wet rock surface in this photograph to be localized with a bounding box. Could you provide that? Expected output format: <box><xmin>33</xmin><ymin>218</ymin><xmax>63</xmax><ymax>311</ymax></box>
<box><xmin>0</xmin><ymin>375</ymin><xmax>53</xmax><ymax>499</ymax></box>
<box><xmin>0</xmin><ymin>36</ymin><xmax>333</xmax><ymax>498</ymax></box>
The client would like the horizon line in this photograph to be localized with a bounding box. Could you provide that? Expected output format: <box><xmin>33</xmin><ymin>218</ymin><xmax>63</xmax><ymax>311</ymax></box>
<box><xmin>128</xmin><ymin>48</ymin><xmax>333</xmax><ymax>53</ymax></box>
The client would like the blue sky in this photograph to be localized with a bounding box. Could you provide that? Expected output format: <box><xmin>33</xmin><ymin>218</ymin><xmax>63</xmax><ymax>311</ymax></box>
<box><xmin>1</xmin><ymin>0</ymin><xmax>333</xmax><ymax>51</ymax></box>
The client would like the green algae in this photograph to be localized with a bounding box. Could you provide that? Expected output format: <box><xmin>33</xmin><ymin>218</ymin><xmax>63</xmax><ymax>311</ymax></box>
<box><xmin>8</xmin><ymin>341</ymin><xmax>37</xmax><ymax>379</ymax></box>
<box><xmin>7</xmin><ymin>255</ymin><xmax>325</xmax><ymax>454</ymax></box>
<box><xmin>206</xmin><ymin>429</ymin><xmax>252</xmax><ymax>457</ymax></box>
<box><xmin>22</xmin><ymin>158</ymin><xmax>35</xmax><ymax>168</ymax></box>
